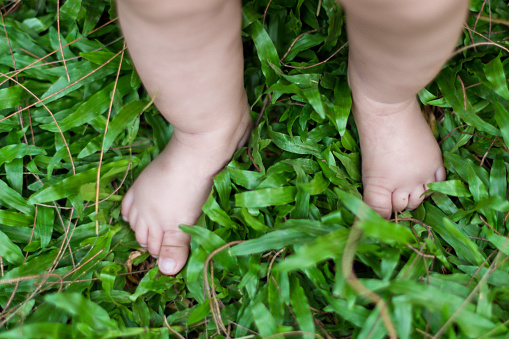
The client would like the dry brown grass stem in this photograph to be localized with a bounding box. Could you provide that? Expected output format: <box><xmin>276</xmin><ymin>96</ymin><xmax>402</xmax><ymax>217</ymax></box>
<box><xmin>467</xmin><ymin>250</ymin><xmax>497</xmax><ymax>288</ymax></box>
<box><xmin>0</xmin><ymin>272</ymin><xmax>64</xmax><ymax>320</ymax></box>
<box><xmin>203</xmin><ymin>240</ymin><xmax>245</xmax><ymax>338</ymax></box>
<box><xmin>478</xmin><ymin>14</ymin><xmax>509</xmax><ymax>27</ymax></box>
<box><xmin>95</xmin><ymin>43</ymin><xmax>126</xmax><ymax>234</ymax></box>
<box><xmin>1</xmin><ymin>12</ymin><xmax>17</xmax><ymax>74</ymax></box>
<box><xmin>457</xmin><ymin>75</ymin><xmax>467</xmax><ymax>111</ymax></box>
<box><xmin>282</xmin><ymin>42</ymin><xmax>348</xmax><ymax>70</ymax></box>
<box><xmin>0</xmin><ymin>70</ymin><xmax>76</xmax><ymax>176</ymax></box>
<box><xmin>267</xmin><ymin>247</ymin><xmax>285</xmax><ymax>281</ymax></box>
<box><xmin>480</xmin><ymin>137</ymin><xmax>497</xmax><ymax>167</ymax></box>
<box><xmin>406</xmin><ymin>244</ymin><xmax>436</xmax><ymax>259</ymax></box>
<box><xmin>316</xmin><ymin>0</ymin><xmax>322</xmax><ymax>16</ymax></box>
<box><xmin>280</xmin><ymin>28</ymin><xmax>321</xmax><ymax>62</ymax></box>
<box><xmin>0</xmin><ymin>273</ymin><xmax>64</xmax><ymax>292</ymax></box>
<box><xmin>442</xmin><ymin>132</ymin><xmax>508</xmax><ymax>153</ymax></box>
<box><xmin>262</xmin><ymin>0</ymin><xmax>273</xmax><ymax>27</ymax></box>
<box><xmin>0</xmin><ymin>17</ymin><xmax>118</xmax><ymax>89</ymax></box>
<box><xmin>479</xmin><ymin>215</ymin><xmax>504</xmax><ymax>236</ymax></box>
<box><xmin>56</xmin><ymin>2</ymin><xmax>70</xmax><ymax>82</ymax></box>
<box><xmin>434</xmin><ymin>234</ymin><xmax>509</xmax><ymax>338</ymax></box>
<box><xmin>0</xmin><ymin>46</ymin><xmax>126</xmax><ymax>125</ymax></box>
<box><xmin>341</xmin><ymin>223</ymin><xmax>397</xmax><ymax>338</ymax></box>
<box><xmin>163</xmin><ymin>316</ymin><xmax>186</xmax><ymax>339</ymax></box>
<box><xmin>314</xmin><ymin>317</ymin><xmax>335</xmax><ymax>339</ymax></box>
<box><xmin>453</xmin><ymin>41</ymin><xmax>509</xmax><ymax>55</ymax></box>
<box><xmin>62</xmin><ymin>249</ymin><xmax>105</xmax><ymax>280</ymax></box>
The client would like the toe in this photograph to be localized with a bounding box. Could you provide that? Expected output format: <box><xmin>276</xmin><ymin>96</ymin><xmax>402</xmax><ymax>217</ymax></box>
<box><xmin>147</xmin><ymin>226</ymin><xmax>163</xmax><ymax>258</ymax></box>
<box><xmin>128</xmin><ymin>208</ymin><xmax>139</xmax><ymax>231</ymax></box>
<box><xmin>121</xmin><ymin>190</ymin><xmax>135</xmax><ymax>221</ymax></box>
<box><xmin>135</xmin><ymin>220</ymin><xmax>149</xmax><ymax>248</ymax></box>
<box><xmin>158</xmin><ymin>229</ymin><xmax>191</xmax><ymax>275</ymax></box>
<box><xmin>435</xmin><ymin>166</ymin><xmax>446</xmax><ymax>182</ymax></box>
<box><xmin>363</xmin><ymin>185</ymin><xmax>393</xmax><ymax>219</ymax></box>
<box><xmin>408</xmin><ymin>186</ymin><xmax>426</xmax><ymax>210</ymax></box>
<box><xmin>392</xmin><ymin>189</ymin><xmax>409</xmax><ymax>214</ymax></box>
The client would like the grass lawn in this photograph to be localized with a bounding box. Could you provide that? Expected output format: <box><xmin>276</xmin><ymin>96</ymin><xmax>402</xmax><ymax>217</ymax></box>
<box><xmin>1</xmin><ymin>0</ymin><xmax>509</xmax><ymax>337</ymax></box>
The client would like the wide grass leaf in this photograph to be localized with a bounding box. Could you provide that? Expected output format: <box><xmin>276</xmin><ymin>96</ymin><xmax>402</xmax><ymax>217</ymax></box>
<box><xmin>28</xmin><ymin>159</ymin><xmax>135</xmax><ymax>203</ymax></box>
<box><xmin>0</xmin><ymin>323</ymin><xmax>73</xmax><ymax>339</ymax></box>
<box><xmin>0</xmin><ymin>144</ymin><xmax>44</xmax><ymax>167</ymax></box>
<box><xmin>40</xmin><ymin>76</ymin><xmax>132</xmax><ymax>133</ymax></box>
<box><xmin>484</xmin><ymin>54</ymin><xmax>509</xmax><ymax>100</ymax></box>
<box><xmin>39</xmin><ymin>61</ymin><xmax>116</xmax><ymax>105</ymax></box>
<box><xmin>235</xmin><ymin>186</ymin><xmax>297</xmax><ymax>207</ymax></box>
<box><xmin>0</xmin><ymin>209</ymin><xmax>34</xmax><ymax>227</ymax></box>
<box><xmin>45</xmin><ymin>292</ymin><xmax>118</xmax><ymax>331</ymax></box>
<box><xmin>436</xmin><ymin>68</ymin><xmax>500</xmax><ymax>136</ymax></box>
<box><xmin>232</xmin><ymin>229</ymin><xmax>312</xmax><ymax>256</ymax></box>
<box><xmin>252</xmin><ymin>301</ymin><xmax>278</xmax><ymax>337</ymax></box>
<box><xmin>0</xmin><ymin>229</ymin><xmax>23</xmax><ymax>265</ymax></box>
<box><xmin>424</xmin><ymin>204</ymin><xmax>485</xmax><ymax>266</ymax></box>
<box><xmin>336</xmin><ymin>189</ymin><xmax>414</xmax><ymax>244</ymax></box>
<box><xmin>250</xmin><ymin>20</ymin><xmax>281</xmax><ymax>86</ymax></box>
<box><xmin>428</xmin><ymin>180</ymin><xmax>472</xmax><ymax>197</ymax></box>
<box><xmin>278</xmin><ymin>228</ymin><xmax>349</xmax><ymax>271</ymax></box>
<box><xmin>390</xmin><ymin>280</ymin><xmax>497</xmax><ymax>336</ymax></box>
<box><xmin>0</xmin><ymin>179</ymin><xmax>34</xmax><ymax>215</ymax></box>
<box><xmin>290</xmin><ymin>275</ymin><xmax>315</xmax><ymax>336</ymax></box>
<box><xmin>0</xmin><ymin>85</ymin><xmax>28</xmax><ymax>110</ymax></box>
<box><xmin>79</xmin><ymin>99</ymin><xmax>149</xmax><ymax>158</ymax></box>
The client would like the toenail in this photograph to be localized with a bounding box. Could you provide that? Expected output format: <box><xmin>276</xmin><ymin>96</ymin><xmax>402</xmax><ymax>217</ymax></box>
<box><xmin>140</xmin><ymin>244</ymin><xmax>147</xmax><ymax>248</ymax></box>
<box><xmin>122</xmin><ymin>215</ymin><xmax>129</xmax><ymax>222</ymax></box>
<box><xmin>159</xmin><ymin>258</ymin><xmax>176</xmax><ymax>275</ymax></box>
<box><xmin>152</xmin><ymin>255</ymin><xmax>159</xmax><ymax>259</ymax></box>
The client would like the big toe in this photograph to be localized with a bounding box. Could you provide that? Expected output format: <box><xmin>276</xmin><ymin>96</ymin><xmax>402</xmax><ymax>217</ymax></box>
<box><xmin>363</xmin><ymin>185</ymin><xmax>393</xmax><ymax>219</ymax></box>
<box><xmin>158</xmin><ymin>229</ymin><xmax>191</xmax><ymax>275</ymax></box>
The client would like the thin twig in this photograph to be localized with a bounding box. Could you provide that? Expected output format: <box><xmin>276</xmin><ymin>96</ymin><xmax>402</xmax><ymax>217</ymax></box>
<box><xmin>56</xmin><ymin>2</ymin><xmax>70</xmax><ymax>82</ymax></box>
<box><xmin>282</xmin><ymin>42</ymin><xmax>348</xmax><ymax>70</ymax></box>
<box><xmin>95</xmin><ymin>44</ymin><xmax>126</xmax><ymax>234</ymax></box>
<box><xmin>203</xmin><ymin>241</ymin><xmax>245</xmax><ymax>338</ymax></box>
<box><xmin>164</xmin><ymin>316</ymin><xmax>186</xmax><ymax>339</ymax></box>
<box><xmin>341</xmin><ymin>223</ymin><xmax>397</xmax><ymax>338</ymax></box>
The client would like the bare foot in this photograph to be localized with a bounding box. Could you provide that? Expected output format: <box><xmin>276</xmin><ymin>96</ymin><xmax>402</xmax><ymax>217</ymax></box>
<box><xmin>352</xmin><ymin>90</ymin><xmax>446</xmax><ymax>219</ymax></box>
<box><xmin>122</xmin><ymin>110</ymin><xmax>252</xmax><ymax>275</ymax></box>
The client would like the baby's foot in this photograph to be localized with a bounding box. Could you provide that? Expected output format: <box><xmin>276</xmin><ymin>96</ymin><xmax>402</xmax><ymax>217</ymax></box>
<box><xmin>122</xmin><ymin>111</ymin><xmax>252</xmax><ymax>275</ymax></box>
<box><xmin>352</xmin><ymin>90</ymin><xmax>446</xmax><ymax>219</ymax></box>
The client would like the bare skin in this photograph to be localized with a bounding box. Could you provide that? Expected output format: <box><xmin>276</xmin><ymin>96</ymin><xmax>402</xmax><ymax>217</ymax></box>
<box><xmin>351</xmin><ymin>89</ymin><xmax>446</xmax><ymax>218</ymax></box>
<box><xmin>117</xmin><ymin>0</ymin><xmax>250</xmax><ymax>275</ymax></box>
<box><xmin>118</xmin><ymin>0</ymin><xmax>469</xmax><ymax>275</ymax></box>
<box><xmin>341</xmin><ymin>0</ymin><xmax>469</xmax><ymax>218</ymax></box>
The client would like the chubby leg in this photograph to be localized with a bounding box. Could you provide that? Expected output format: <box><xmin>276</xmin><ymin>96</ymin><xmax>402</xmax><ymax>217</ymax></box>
<box><xmin>117</xmin><ymin>0</ymin><xmax>251</xmax><ymax>275</ymax></box>
<box><xmin>339</xmin><ymin>0</ymin><xmax>468</xmax><ymax>218</ymax></box>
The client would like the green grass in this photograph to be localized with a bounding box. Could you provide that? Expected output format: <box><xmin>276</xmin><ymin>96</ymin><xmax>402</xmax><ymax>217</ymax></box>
<box><xmin>0</xmin><ymin>0</ymin><xmax>509</xmax><ymax>337</ymax></box>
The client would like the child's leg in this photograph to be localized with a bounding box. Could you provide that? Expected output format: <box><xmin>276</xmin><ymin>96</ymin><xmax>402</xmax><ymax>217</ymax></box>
<box><xmin>117</xmin><ymin>0</ymin><xmax>251</xmax><ymax>275</ymax></box>
<box><xmin>340</xmin><ymin>0</ymin><xmax>468</xmax><ymax>218</ymax></box>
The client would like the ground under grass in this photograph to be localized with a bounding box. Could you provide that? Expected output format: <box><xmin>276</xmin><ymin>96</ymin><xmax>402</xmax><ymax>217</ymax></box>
<box><xmin>0</xmin><ymin>0</ymin><xmax>509</xmax><ymax>338</ymax></box>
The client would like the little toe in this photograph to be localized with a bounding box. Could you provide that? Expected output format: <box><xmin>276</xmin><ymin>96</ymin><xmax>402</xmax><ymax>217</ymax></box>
<box><xmin>363</xmin><ymin>185</ymin><xmax>393</xmax><ymax>219</ymax></box>
<box><xmin>135</xmin><ymin>220</ymin><xmax>149</xmax><ymax>248</ymax></box>
<box><xmin>391</xmin><ymin>189</ymin><xmax>410</xmax><ymax>214</ymax></box>
<box><xmin>158</xmin><ymin>229</ymin><xmax>191</xmax><ymax>275</ymax></box>
<box><xmin>435</xmin><ymin>166</ymin><xmax>446</xmax><ymax>182</ymax></box>
<box><xmin>408</xmin><ymin>186</ymin><xmax>426</xmax><ymax>210</ymax></box>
